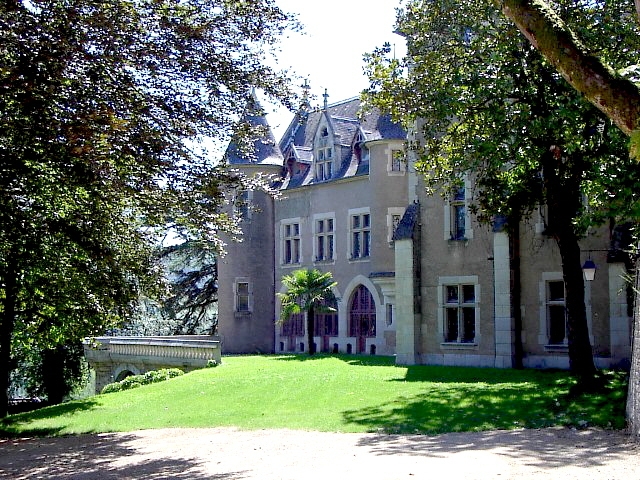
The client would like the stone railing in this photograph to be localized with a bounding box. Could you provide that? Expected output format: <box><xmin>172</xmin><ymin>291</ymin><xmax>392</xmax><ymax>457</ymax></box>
<box><xmin>85</xmin><ymin>335</ymin><xmax>221</xmax><ymax>365</ymax></box>
<box><xmin>83</xmin><ymin>335</ymin><xmax>221</xmax><ymax>393</ymax></box>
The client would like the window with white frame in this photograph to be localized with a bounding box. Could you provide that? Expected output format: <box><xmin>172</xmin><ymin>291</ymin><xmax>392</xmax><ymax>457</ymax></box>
<box><xmin>546</xmin><ymin>280</ymin><xmax>567</xmax><ymax>345</ymax></box>
<box><xmin>282</xmin><ymin>221</ymin><xmax>301</xmax><ymax>265</ymax></box>
<box><xmin>438</xmin><ymin>276</ymin><xmax>479</xmax><ymax>344</ymax></box>
<box><xmin>387</xmin><ymin>207</ymin><xmax>405</xmax><ymax>243</ymax></box>
<box><xmin>235</xmin><ymin>280</ymin><xmax>251</xmax><ymax>313</ymax></box>
<box><xmin>315</xmin><ymin>127</ymin><xmax>333</xmax><ymax>181</ymax></box>
<box><xmin>314</xmin><ymin>216</ymin><xmax>334</xmax><ymax>262</ymax></box>
<box><xmin>350</xmin><ymin>210</ymin><xmax>371</xmax><ymax>260</ymax></box>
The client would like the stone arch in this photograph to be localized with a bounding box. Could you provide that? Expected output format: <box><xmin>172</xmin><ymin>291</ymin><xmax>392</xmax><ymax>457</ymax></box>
<box><xmin>342</xmin><ymin>275</ymin><xmax>383</xmax><ymax>354</ymax></box>
<box><xmin>113</xmin><ymin>364</ymin><xmax>141</xmax><ymax>382</ymax></box>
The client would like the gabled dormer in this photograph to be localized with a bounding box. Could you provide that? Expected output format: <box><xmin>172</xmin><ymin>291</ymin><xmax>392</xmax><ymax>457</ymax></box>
<box><xmin>314</xmin><ymin>120</ymin><xmax>334</xmax><ymax>182</ymax></box>
<box><xmin>352</xmin><ymin>128</ymin><xmax>370</xmax><ymax>163</ymax></box>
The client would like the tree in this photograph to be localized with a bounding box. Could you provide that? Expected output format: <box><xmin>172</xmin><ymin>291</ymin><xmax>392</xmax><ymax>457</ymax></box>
<box><xmin>363</xmin><ymin>0</ymin><xmax>640</xmax><ymax>380</ymax></box>
<box><xmin>278</xmin><ymin>269</ymin><xmax>337</xmax><ymax>356</ymax></box>
<box><xmin>0</xmin><ymin>0</ymin><xmax>297</xmax><ymax>416</ymax></box>
<box><xmin>119</xmin><ymin>240</ymin><xmax>219</xmax><ymax>336</ymax></box>
<box><xmin>488</xmin><ymin>0</ymin><xmax>640</xmax><ymax>442</ymax></box>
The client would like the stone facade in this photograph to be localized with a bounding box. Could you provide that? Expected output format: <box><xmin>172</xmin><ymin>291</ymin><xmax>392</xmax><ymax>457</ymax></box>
<box><xmin>216</xmin><ymin>93</ymin><xmax>633</xmax><ymax>370</ymax></box>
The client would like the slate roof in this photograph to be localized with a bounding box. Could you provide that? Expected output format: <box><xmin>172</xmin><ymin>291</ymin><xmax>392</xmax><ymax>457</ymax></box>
<box><xmin>278</xmin><ymin>96</ymin><xmax>405</xmax><ymax>189</ymax></box>
<box><xmin>393</xmin><ymin>202</ymin><xmax>420</xmax><ymax>241</ymax></box>
<box><xmin>225</xmin><ymin>93</ymin><xmax>284</xmax><ymax>166</ymax></box>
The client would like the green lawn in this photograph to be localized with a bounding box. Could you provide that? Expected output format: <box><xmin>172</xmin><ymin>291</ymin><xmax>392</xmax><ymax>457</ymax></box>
<box><xmin>0</xmin><ymin>355</ymin><xmax>627</xmax><ymax>437</ymax></box>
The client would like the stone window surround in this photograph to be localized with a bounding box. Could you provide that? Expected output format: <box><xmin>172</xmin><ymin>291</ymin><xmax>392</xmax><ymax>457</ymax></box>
<box><xmin>348</xmin><ymin>207</ymin><xmax>371</xmax><ymax>261</ymax></box>
<box><xmin>234</xmin><ymin>277</ymin><xmax>252</xmax><ymax>314</ymax></box>
<box><xmin>280</xmin><ymin>217</ymin><xmax>302</xmax><ymax>266</ymax></box>
<box><xmin>444</xmin><ymin>177</ymin><xmax>473</xmax><ymax>241</ymax></box>
<box><xmin>437</xmin><ymin>275</ymin><xmax>480</xmax><ymax>348</ymax></box>
<box><xmin>313</xmin><ymin>212</ymin><xmax>336</xmax><ymax>264</ymax></box>
<box><xmin>538</xmin><ymin>271</ymin><xmax>593</xmax><ymax>350</ymax></box>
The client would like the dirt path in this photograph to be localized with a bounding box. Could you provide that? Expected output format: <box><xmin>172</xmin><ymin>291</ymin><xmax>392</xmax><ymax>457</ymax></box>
<box><xmin>1</xmin><ymin>427</ymin><xmax>638</xmax><ymax>479</ymax></box>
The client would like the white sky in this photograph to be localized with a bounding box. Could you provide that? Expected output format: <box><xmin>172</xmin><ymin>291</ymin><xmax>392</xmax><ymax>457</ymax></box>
<box><xmin>265</xmin><ymin>0</ymin><xmax>406</xmax><ymax>140</ymax></box>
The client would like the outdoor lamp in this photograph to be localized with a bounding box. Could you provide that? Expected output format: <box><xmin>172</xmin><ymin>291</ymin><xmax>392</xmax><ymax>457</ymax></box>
<box><xmin>582</xmin><ymin>258</ymin><xmax>597</xmax><ymax>281</ymax></box>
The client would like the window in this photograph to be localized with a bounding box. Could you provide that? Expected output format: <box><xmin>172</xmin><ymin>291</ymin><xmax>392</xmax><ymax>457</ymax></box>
<box><xmin>445</xmin><ymin>181</ymin><xmax>472</xmax><ymax>241</ymax></box>
<box><xmin>349</xmin><ymin>285</ymin><xmax>376</xmax><ymax>338</ymax></box>
<box><xmin>387</xmin><ymin>207</ymin><xmax>405</xmax><ymax>243</ymax></box>
<box><xmin>282</xmin><ymin>221</ymin><xmax>301</xmax><ymax>265</ymax></box>
<box><xmin>350</xmin><ymin>211</ymin><xmax>371</xmax><ymax>259</ymax></box>
<box><xmin>314</xmin><ymin>217</ymin><xmax>334</xmax><ymax>262</ymax></box>
<box><xmin>450</xmin><ymin>186</ymin><xmax>466</xmax><ymax>240</ymax></box>
<box><xmin>386</xmin><ymin>304</ymin><xmax>394</xmax><ymax>326</ymax></box>
<box><xmin>234</xmin><ymin>189</ymin><xmax>251</xmax><ymax>221</ymax></box>
<box><xmin>282</xmin><ymin>313</ymin><xmax>304</xmax><ymax>337</ymax></box>
<box><xmin>354</xmin><ymin>131</ymin><xmax>370</xmax><ymax>163</ymax></box>
<box><xmin>442</xmin><ymin>283</ymin><xmax>477</xmax><ymax>343</ymax></box>
<box><xmin>313</xmin><ymin>298</ymin><xmax>338</xmax><ymax>336</ymax></box>
<box><xmin>315</xmin><ymin>127</ymin><xmax>333</xmax><ymax>181</ymax></box>
<box><xmin>389</xmin><ymin>149</ymin><xmax>405</xmax><ymax>174</ymax></box>
<box><xmin>236</xmin><ymin>281</ymin><xmax>250</xmax><ymax>313</ymax></box>
<box><xmin>546</xmin><ymin>280</ymin><xmax>567</xmax><ymax>345</ymax></box>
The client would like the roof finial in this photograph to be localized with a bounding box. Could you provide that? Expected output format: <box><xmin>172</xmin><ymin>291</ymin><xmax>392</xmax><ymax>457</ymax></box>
<box><xmin>323</xmin><ymin>88</ymin><xmax>329</xmax><ymax>110</ymax></box>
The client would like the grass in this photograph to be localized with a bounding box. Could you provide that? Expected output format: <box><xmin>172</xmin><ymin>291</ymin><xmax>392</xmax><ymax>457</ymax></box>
<box><xmin>0</xmin><ymin>354</ymin><xmax>627</xmax><ymax>437</ymax></box>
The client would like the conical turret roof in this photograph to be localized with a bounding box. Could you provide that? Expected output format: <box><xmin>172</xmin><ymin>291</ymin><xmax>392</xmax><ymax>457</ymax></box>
<box><xmin>225</xmin><ymin>92</ymin><xmax>284</xmax><ymax>166</ymax></box>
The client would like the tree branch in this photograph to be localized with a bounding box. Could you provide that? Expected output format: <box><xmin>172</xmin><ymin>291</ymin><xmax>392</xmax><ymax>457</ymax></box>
<box><xmin>495</xmin><ymin>0</ymin><xmax>640</xmax><ymax>136</ymax></box>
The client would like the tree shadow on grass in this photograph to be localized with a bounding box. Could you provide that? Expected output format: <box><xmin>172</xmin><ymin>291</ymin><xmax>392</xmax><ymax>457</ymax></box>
<box><xmin>0</xmin><ymin>399</ymin><xmax>102</xmax><ymax>438</ymax></box>
<box><xmin>0</xmin><ymin>432</ymin><xmax>249</xmax><ymax>479</ymax></box>
<box><xmin>342</xmin><ymin>375</ymin><xmax>626</xmax><ymax>435</ymax></box>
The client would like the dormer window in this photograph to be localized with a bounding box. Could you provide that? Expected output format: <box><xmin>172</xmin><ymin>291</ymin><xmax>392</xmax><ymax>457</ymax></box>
<box><xmin>315</xmin><ymin>127</ymin><xmax>333</xmax><ymax>181</ymax></box>
<box><xmin>353</xmin><ymin>131</ymin><xmax>369</xmax><ymax>163</ymax></box>
<box><xmin>285</xmin><ymin>149</ymin><xmax>297</xmax><ymax>177</ymax></box>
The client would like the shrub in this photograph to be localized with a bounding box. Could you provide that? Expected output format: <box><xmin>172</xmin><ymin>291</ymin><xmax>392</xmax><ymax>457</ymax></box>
<box><xmin>101</xmin><ymin>368</ymin><xmax>184</xmax><ymax>394</ymax></box>
<box><xmin>206</xmin><ymin>359</ymin><xmax>219</xmax><ymax>368</ymax></box>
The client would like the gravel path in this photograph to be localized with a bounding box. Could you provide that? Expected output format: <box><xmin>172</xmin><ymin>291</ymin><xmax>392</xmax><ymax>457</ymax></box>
<box><xmin>1</xmin><ymin>427</ymin><xmax>639</xmax><ymax>479</ymax></box>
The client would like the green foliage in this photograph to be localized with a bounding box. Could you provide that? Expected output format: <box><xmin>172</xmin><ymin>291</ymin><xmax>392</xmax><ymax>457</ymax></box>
<box><xmin>363</xmin><ymin>0</ymin><xmax>640</xmax><ymax>378</ymax></box>
<box><xmin>0</xmin><ymin>356</ymin><xmax>627</xmax><ymax>437</ymax></box>
<box><xmin>11</xmin><ymin>343</ymin><xmax>89</xmax><ymax>405</ymax></box>
<box><xmin>118</xmin><ymin>240</ymin><xmax>219</xmax><ymax>336</ymax></box>
<box><xmin>363</xmin><ymin>0</ymin><xmax>640</xmax><ymax>227</ymax></box>
<box><xmin>0</xmin><ymin>0</ymin><xmax>298</xmax><ymax>416</ymax></box>
<box><xmin>100</xmin><ymin>368</ymin><xmax>184</xmax><ymax>394</ymax></box>
<box><xmin>278</xmin><ymin>269</ymin><xmax>337</xmax><ymax>355</ymax></box>
<box><xmin>277</xmin><ymin>269</ymin><xmax>338</xmax><ymax>323</ymax></box>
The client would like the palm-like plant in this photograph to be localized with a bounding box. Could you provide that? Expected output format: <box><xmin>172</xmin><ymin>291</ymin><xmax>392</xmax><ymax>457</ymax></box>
<box><xmin>277</xmin><ymin>269</ymin><xmax>338</xmax><ymax>355</ymax></box>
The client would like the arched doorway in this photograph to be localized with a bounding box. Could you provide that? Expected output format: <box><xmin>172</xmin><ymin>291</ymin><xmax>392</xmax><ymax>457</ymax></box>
<box><xmin>349</xmin><ymin>285</ymin><xmax>376</xmax><ymax>353</ymax></box>
<box><xmin>314</xmin><ymin>297</ymin><xmax>338</xmax><ymax>353</ymax></box>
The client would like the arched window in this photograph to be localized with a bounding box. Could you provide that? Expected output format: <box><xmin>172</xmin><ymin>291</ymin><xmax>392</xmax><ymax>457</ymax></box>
<box><xmin>314</xmin><ymin>297</ymin><xmax>338</xmax><ymax>336</ymax></box>
<box><xmin>349</xmin><ymin>285</ymin><xmax>376</xmax><ymax>338</ymax></box>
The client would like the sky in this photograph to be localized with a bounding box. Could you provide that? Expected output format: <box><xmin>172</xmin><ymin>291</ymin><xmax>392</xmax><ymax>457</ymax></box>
<box><xmin>264</xmin><ymin>0</ymin><xmax>406</xmax><ymax>140</ymax></box>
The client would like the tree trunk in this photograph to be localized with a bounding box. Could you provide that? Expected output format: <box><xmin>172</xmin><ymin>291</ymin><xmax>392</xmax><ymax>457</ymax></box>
<box><xmin>626</xmin><ymin>254</ymin><xmax>640</xmax><ymax>438</ymax></box>
<box><xmin>307</xmin><ymin>306</ymin><xmax>315</xmax><ymax>355</ymax></box>
<box><xmin>542</xmin><ymin>148</ymin><xmax>596</xmax><ymax>380</ymax></box>
<box><xmin>509</xmin><ymin>213</ymin><xmax>524</xmax><ymax>369</ymax></box>
<box><xmin>0</xmin><ymin>257</ymin><xmax>18</xmax><ymax>417</ymax></box>
<box><xmin>556</xmin><ymin>230</ymin><xmax>597</xmax><ymax>379</ymax></box>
